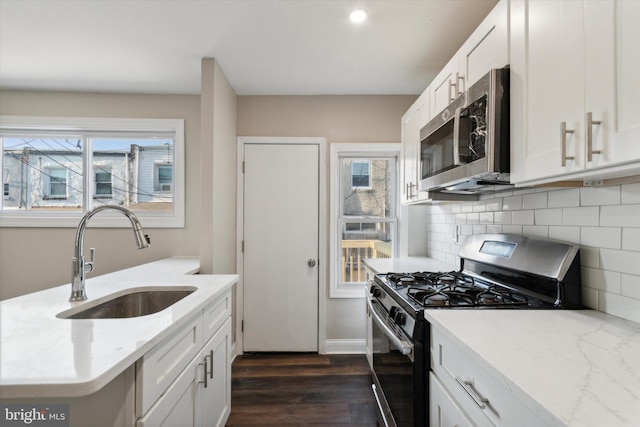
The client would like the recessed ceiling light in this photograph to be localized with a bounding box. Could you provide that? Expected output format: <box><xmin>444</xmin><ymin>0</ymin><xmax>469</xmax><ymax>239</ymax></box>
<box><xmin>349</xmin><ymin>8</ymin><xmax>368</xmax><ymax>24</ymax></box>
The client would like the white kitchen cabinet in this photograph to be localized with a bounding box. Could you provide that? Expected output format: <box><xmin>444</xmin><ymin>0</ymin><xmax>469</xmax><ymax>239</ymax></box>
<box><xmin>198</xmin><ymin>318</ymin><xmax>232</xmax><ymax>427</ymax></box>
<box><xmin>430</xmin><ymin>326</ymin><xmax>545</xmax><ymax>427</ymax></box>
<box><xmin>429</xmin><ymin>0</ymin><xmax>509</xmax><ymax>118</ymax></box>
<box><xmin>429</xmin><ymin>373</ymin><xmax>476</xmax><ymax>427</ymax></box>
<box><xmin>137</xmin><ymin>289</ymin><xmax>232</xmax><ymax>427</ymax></box>
<box><xmin>401</xmin><ymin>90</ymin><xmax>430</xmax><ymax>204</ymax></box>
<box><xmin>510</xmin><ymin>0</ymin><xmax>640</xmax><ymax>185</ymax></box>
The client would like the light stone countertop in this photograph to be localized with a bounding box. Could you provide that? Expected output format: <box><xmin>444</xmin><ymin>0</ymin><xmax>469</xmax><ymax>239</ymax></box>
<box><xmin>0</xmin><ymin>257</ymin><xmax>238</xmax><ymax>399</ymax></box>
<box><xmin>424</xmin><ymin>309</ymin><xmax>640</xmax><ymax>427</ymax></box>
<box><xmin>363</xmin><ymin>256</ymin><xmax>457</xmax><ymax>275</ymax></box>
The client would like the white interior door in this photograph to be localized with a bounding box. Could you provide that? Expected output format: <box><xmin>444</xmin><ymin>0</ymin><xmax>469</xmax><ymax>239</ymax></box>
<box><xmin>242</xmin><ymin>142</ymin><xmax>319</xmax><ymax>352</ymax></box>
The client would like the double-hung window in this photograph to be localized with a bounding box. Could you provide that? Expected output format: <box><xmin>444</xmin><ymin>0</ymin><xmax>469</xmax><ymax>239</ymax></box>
<box><xmin>0</xmin><ymin>116</ymin><xmax>184</xmax><ymax>227</ymax></box>
<box><xmin>330</xmin><ymin>143</ymin><xmax>400</xmax><ymax>297</ymax></box>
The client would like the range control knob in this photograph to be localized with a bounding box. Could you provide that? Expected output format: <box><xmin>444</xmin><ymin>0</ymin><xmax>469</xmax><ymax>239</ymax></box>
<box><xmin>370</xmin><ymin>286</ymin><xmax>382</xmax><ymax>298</ymax></box>
<box><xmin>394</xmin><ymin>312</ymin><xmax>406</xmax><ymax>326</ymax></box>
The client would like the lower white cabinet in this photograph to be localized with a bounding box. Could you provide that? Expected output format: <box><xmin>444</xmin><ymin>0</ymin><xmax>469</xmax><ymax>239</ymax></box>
<box><xmin>136</xmin><ymin>289</ymin><xmax>232</xmax><ymax>427</ymax></box>
<box><xmin>429</xmin><ymin>373</ymin><xmax>475</xmax><ymax>427</ymax></box>
<box><xmin>429</xmin><ymin>326</ymin><xmax>545</xmax><ymax>427</ymax></box>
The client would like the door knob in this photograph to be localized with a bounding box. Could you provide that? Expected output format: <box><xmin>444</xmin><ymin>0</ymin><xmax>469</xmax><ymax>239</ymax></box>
<box><xmin>307</xmin><ymin>259</ymin><xmax>316</xmax><ymax>267</ymax></box>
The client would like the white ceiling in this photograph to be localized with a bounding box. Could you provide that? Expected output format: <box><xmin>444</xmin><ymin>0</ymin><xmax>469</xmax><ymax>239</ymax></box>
<box><xmin>0</xmin><ymin>0</ymin><xmax>498</xmax><ymax>96</ymax></box>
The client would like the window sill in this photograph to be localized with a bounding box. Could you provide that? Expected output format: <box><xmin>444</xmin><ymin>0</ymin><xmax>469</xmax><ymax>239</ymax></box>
<box><xmin>330</xmin><ymin>284</ymin><xmax>366</xmax><ymax>299</ymax></box>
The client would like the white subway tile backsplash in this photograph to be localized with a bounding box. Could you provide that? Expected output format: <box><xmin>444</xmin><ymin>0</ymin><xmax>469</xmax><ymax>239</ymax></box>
<box><xmin>621</xmin><ymin>183</ymin><xmax>640</xmax><ymax>204</ymax></box>
<box><xmin>486</xmin><ymin>198</ymin><xmax>503</xmax><ymax>212</ymax></box>
<box><xmin>622</xmin><ymin>228</ymin><xmax>640</xmax><ymax>252</ymax></box>
<box><xmin>600</xmin><ymin>204</ymin><xmax>640</xmax><ymax>227</ymax></box>
<box><xmin>598</xmin><ymin>292</ymin><xmax>640</xmax><ymax>324</ymax></box>
<box><xmin>548</xmin><ymin>188</ymin><xmax>580</xmax><ymax>208</ymax></box>
<box><xmin>549</xmin><ymin>226</ymin><xmax>580</xmax><ymax>244</ymax></box>
<box><xmin>523</xmin><ymin>192</ymin><xmax>547</xmax><ymax>209</ymax></box>
<box><xmin>581</xmin><ymin>267</ymin><xmax>621</xmax><ymax>293</ymax></box>
<box><xmin>580</xmin><ymin>247</ymin><xmax>600</xmax><ymax>268</ymax></box>
<box><xmin>522</xmin><ymin>226</ymin><xmax>548</xmax><ymax>238</ymax></box>
<box><xmin>502</xmin><ymin>195</ymin><xmax>523</xmax><ymax>211</ymax></box>
<box><xmin>512</xmin><ymin>210</ymin><xmax>534</xmax><ymax>225</ymax></box>
<box><xmin>487</xmin><ymin>225</ymin><xmax>502</xmax><ymax>234</ymax></box>
<box><xmin>502</xmin><ymin>225</ymin><xmax>523</xmax><ymax>235</ymax></box>
<box><xmin>460</xmin><ymin>203</ymin><xmax>473</xmax><ymax>213</ymax></box>
<box><xmin>581</xmin><ymin>227</ymin><xmax>622</xmax><ymax>249</ymax></box>
<box><xmin>472</xmin><ymin>201</ymin><xmax>487</xmax><ymax>212</ymax></box>
<box><xmin>535</xmin><ymin>208</ymin><xmax>563</xmax><ymax>225</ymax></box>
<box><xmin>473</xmin><ymin>225</ymin><xmax>487</xmax><ymax>235</ymax></box>
<box><xmin>466</xmin><ymin>213</ymin><xmax>479</xmax><ymax>224</ymax></box>
<box><xmin>494</xmin><ymin>211</ymin><xmax>512</xmax><ymax>224</ymax></box>
<box><xmin>563</xmin><ymin>206</ymin><xmax>600</xmax><ymax>226</ymax></box>
<box><xmin>423</xmin><ymin>183</ymin><xmax>640</xmax><ymax>323</ymax></box>
<box><xmin>621</xmin><ymin>274</ymin><xmax>640</xmax><ymax>299</ymax></box>
<box><xmin>580</xmin><ymin>186</ymin><xmax>621</xmax><ymax>206</ymax></box>
<box><xmin>599</xmin><ymin>249</ymin><xmax>640</xmax><ymax>276</ymax></box>
<box><xmin>479</xmin><ymin>212</ymin><xmax>494</xmax><ymax>224</ymax></box>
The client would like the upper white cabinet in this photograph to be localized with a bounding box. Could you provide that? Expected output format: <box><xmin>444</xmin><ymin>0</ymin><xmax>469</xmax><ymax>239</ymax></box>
<box><xmin>510</xmin><ymin>0</ymin><xmax>640</xmax><ymax>185</ymax></box>
<box><xmin>401</xmin><ymin>91</ymin><xmax>430</xmax><ymax>204</ymax></box>
<box><xmin>429</xmin><ymin>0</ymin><xmax>509</xmax><ymax>118</ymax></box>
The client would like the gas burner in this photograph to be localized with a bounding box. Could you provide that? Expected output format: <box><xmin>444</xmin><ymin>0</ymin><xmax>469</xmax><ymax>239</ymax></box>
<box><xmin>424</xmin><ymin>293</ymin><xmax>449</xmax><ymax>306</ymax></box>
<box><xmin>387</xmin><ymin>273</ymin><xmax>418</xmax><ymax>288</ymax></box>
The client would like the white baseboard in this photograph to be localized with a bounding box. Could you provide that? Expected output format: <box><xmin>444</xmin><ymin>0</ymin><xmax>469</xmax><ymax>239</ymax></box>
<box><xmin>324</xmin><ymin>339</ymin><xmax>366</xmax><ymax>354</ymax></box>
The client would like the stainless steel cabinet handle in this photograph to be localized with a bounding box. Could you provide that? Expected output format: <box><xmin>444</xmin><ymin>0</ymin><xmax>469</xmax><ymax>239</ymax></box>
<box><xmin>455</xmin><ymin>376</ymin><xmax>489</xmax><ymax>409</ymax></box>
<box><xmin>307</xmin><ymin>259</ymin><xmax>316</xmax><ymax>267</ymax></box>
<box><xmin>561</xmin><ymin>121</ymin><xmax>575</xmax><ymax>167</ymax></box>
<box><xmin>456</xmin><ymin>72</ymin><xmax>465</xmax><ymax>96</ymax></box>
<box><xmin>406</xmin><ymin>182</ymin><xmax>416</xmax><ymax>199</ymax></box>
<box><xmin>209</xmin><ymin>349</ymin><xmax>214</xmax><ymax>379</ymax></box>
<box><xmin>586</xmin><ymin>112</ymin><xmax>602</xmax><ymax>162</ymax></box>
<box><xmin>199</xmin><ymin>356</ymin><xmax>209</xmax><ymax>388</ymax></box>
<box><xmin>449</xmin><ymin>78</ymin><xmax>457</xmax><ymax>103</ymax></box>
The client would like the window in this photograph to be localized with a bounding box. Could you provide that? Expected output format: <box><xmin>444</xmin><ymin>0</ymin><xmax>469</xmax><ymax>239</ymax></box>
<box><xmin>330</xmin><ymin>143</ymin><xmax>400</xmax><ymax>298</ymax></box>
<box><xmin>351</xmin><ymin>160</ymin><xmax>370</xmax><ymax>188</ymax></box>
<box><xmin>155</xmin><ymin>164</ymin><xmax>173</xmax><ymax>192</ymax></box>
<box><xmin>94</xmin><ymin>168</ymin><xmax>112</xmax><ymax>197</ymax></box>
<box><xmin>0</xmin><ymin>116</ymin><xmax>185</xmax><ymax>227</ymax></box>
<box><xmin>47</xmin><ymin>168</ymin><xmax>67</xmax><ymax>197</ymax></box>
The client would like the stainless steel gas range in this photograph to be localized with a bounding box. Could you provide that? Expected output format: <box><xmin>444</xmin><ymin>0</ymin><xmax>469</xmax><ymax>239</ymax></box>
<box><xmin>366</xmin><ymin>234</ymin><xmax>583</xmax><ymax>427</ymax></box>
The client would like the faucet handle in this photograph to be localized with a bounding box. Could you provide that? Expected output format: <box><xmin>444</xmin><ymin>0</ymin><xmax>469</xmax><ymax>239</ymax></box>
<box><xmin>85</xmin><ymin>248</ymin><xmax>95</xmax><ymax>273</ymax></box>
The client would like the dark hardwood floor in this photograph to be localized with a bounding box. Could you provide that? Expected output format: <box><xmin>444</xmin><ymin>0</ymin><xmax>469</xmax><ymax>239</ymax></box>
<box><xmin>226</xmin><ymin>353</ymin><xmax>378</xmax><ymax>427</ymax></box>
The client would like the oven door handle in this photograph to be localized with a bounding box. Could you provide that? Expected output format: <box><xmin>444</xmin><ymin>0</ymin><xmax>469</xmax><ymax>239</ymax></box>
<box><xmin>366</xmin><ymin>297</ymin><xmax>413</xmax><ymax>356</ymax></box>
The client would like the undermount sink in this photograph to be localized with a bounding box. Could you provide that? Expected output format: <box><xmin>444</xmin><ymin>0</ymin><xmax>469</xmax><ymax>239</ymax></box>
<box><xmin>57</xmin><ymin>287</ymin><xmax>196</xmax><ymax>319</ymax></box>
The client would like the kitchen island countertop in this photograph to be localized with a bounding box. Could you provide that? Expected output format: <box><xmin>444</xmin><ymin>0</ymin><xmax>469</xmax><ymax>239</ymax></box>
<box><xmin>0</xmin><ymin>257</ymin><xmax>238</xmax><ymax>399</ymax></box>
<box><xmin>424</xmin><ymin>309</ymin><xmax>640</xmax><ymax>427</ymax></box>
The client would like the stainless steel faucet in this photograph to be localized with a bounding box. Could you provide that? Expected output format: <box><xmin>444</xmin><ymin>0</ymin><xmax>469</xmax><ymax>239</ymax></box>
<box><xmin>70</xmin><ymin>205</ymin><xmax>151</xmax><ymax>302</ymax></box>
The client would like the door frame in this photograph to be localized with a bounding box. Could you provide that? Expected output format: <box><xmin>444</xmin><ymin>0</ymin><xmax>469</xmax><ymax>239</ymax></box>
<box><xmin>236</xmin><ymin>136</ymin><xmax>327</xmax><ymax>355</ymax></box>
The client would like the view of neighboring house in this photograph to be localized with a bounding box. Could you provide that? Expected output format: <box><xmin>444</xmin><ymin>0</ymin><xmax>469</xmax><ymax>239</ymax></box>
<box><xmin>2</xmin><ymin>140</ymin><xmax>173</xmax><ymax>211</ymax></box>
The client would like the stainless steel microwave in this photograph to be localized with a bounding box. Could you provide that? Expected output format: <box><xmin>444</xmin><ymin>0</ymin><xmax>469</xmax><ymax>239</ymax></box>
<box><xmin>419</xmin><ymin>67</ymin><xmax>510</xmax><ymax>199</ymax></box>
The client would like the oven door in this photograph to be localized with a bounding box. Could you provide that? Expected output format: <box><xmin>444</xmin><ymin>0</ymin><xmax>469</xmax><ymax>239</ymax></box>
<box><xmin>367</xmin><ymin>297</ymin><xmax>422</xmax><ymax>427</ymax></box>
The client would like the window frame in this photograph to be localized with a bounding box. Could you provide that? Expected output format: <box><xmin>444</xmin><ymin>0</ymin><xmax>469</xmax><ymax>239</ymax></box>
<box><xmin>0</xmin><ymin>116</ymin><xmax>185</xmax><ymax>228</ymax></box>
<box><xmin>94</xmin><ymin>167</ymin><xmax>113</xmax><ymax>198</ymax></box>
<box><xmin>329</xmin><ymin>143</ymin><xmax>400</xmax><ymax>298</ymax></box>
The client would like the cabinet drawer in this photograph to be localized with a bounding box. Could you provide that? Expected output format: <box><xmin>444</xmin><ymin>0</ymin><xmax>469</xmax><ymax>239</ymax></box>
<box><xmin>202</xmin><ymin>289</ymin><xmax>231</xmax><ymax>343</ymax></box>
<box><xmin>429</xmin><ymin>372</ymin><xmax>476</xmax><ymax>427</ymax></box>
<box><xmin>431</xmin><ymin>327</ymin><xmax>543</xmax><ymax>427</ymax></box>
<box><xmin>136</xmin><ymin>353</ymin><xmax>199</xmax><ymax>427</ymax></box>
<box><xmin>136</xmin><ymin>312</ymin><xmax>203</xmax><ymax>416</ymax></box>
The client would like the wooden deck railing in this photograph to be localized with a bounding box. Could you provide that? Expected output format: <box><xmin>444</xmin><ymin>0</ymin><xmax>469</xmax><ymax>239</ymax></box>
<box><xmin>342</xmin><ymin>239</ymin><xmax>392</xmax><ymax>283</ymax></box>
